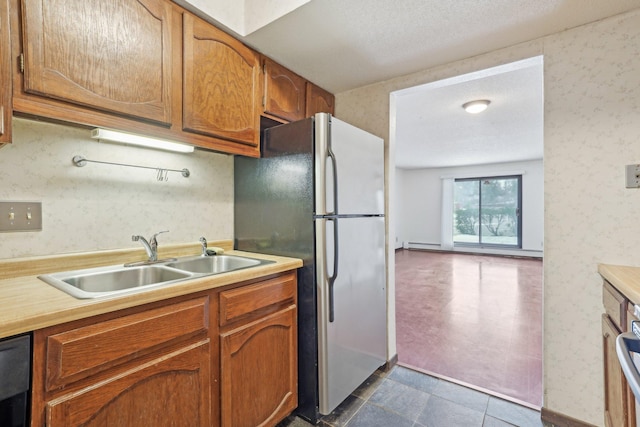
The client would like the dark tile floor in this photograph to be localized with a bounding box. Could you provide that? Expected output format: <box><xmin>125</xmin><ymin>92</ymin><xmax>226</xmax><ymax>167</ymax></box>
<box><xmin>278</xmin><ymin>366</ymin><xmax>544</xmax><ymax>427</ymax></box>
<box><xmin>395</xmin><ymin>250</ymin><xmax>543</xmax><ymax>406</ymax></box>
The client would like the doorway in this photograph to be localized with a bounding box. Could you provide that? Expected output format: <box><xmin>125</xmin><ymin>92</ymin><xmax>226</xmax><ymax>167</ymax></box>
<box><xmin>389</xmin><ymin>56</ymin><xmax>544</xmax><ymax>407</ymax></box>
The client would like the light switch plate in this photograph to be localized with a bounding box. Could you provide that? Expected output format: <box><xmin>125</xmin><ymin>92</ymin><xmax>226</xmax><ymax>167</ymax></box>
<box><xmin>626</xmin><ymin>165</ymin><xmax>640</xmax><ymax>188</ymax></box>
<box><xmin>0</xmin><ymin>201</ymin><xmax>42</xmax><ymax>232</ymax></box>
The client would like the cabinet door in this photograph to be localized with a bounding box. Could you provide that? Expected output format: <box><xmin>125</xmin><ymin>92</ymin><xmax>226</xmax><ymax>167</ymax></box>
<box><xmin>21</xmin><ymin>0</ymin><xmax>173</xmax><ymax>125</ymax></box>
<box><xmin>183</xmin><ymin>13</ymin><xmax>261</xmax><ymax>148</ymax></box>
<box><xmin>306</xmin><ymin>82</ymin><xmax>335</xmax><ymax>117</ymax></box>
<box><xmin>603</xmin><ymin>314</ymin><xmax>630</xmax><ymax>427</ymax></box>
<box><xmin>221</xmin><ymin>306</ymin><xmax>297</xmax><ymax>427</ymax></box>
<box><xmin>628</xmin><ymin>303</ymin><xmax>639</xmax><ymax>427</ymax></box>
<box><xmin>46</xmin><ymin>340</ymin><xmax>211</xmax><ymax>427</ymax></box>
<box><xmin>263</xmin><ymin>58</ymin><xmax>306</xmax><ymax>122</ymax></box>
<box><xmin>0</xmin><ymin>0</ymin><xmax>11</xmax><ymax>144</ymax></box>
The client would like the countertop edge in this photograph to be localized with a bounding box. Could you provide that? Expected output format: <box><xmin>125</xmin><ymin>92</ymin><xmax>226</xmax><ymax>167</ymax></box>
<box><xmin>598</xmin><ymin>263</ymin><xmax>640</xmax><ymax>304</ymax></box>
<box><xmin>0</xmin><ymin>247</ymin><xmax>302</xmax><ymax>339</ymax></box>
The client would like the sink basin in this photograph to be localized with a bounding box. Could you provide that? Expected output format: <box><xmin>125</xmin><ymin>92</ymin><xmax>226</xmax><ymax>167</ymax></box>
<box><xmin>39</xmin><ymin>265</ymin><xmax>193</xmax><ymax>299</ymax></box>
<box><xmin>39</xmin><ymin>254</ymin><xmax>275</xmax><ymax>299</ymax></box>
<box><xmin>165</xmin><ymin>255</ymin><xmax>270</xmax><ymax>274</ymax></box>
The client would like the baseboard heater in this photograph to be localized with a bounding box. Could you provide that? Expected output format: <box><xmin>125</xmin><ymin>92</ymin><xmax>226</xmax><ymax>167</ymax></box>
<box><xmin>405</xmin><ymin>242</ymin><xmax>442</xmax><ymax>250</ymax></box>
<box><xmin>404</xmin><ymin>242</ymin><xmax>543</xmax><ymax>258</ymax></box>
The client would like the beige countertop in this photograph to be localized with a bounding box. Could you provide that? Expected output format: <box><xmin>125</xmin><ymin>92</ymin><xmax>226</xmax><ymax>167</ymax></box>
<box><xmin>599</xmin><ymin>263</ymin><xmax>640</xmax><ymax>304</ymax></box>
<box><xmin>0</xmin><ymin>240</ymin><xmax>302</xmax><ymax>339</ymax></box>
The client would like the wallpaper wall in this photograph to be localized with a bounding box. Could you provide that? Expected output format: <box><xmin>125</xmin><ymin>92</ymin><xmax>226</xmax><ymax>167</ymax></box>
<box><xmin>335</xmin><ymin>8</ymin><xmax>640</xmax><ymax>426</ymax></box>
<box><xmin>0</xmin><ymin>118</ymin><xmax>234</xmax><ymax>259</ymax></box>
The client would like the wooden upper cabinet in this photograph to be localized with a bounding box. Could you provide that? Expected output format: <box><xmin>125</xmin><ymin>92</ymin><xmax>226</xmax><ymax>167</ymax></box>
<box><xmin>263</xmin><ymin>57</ymin><xmax>306</xmax><ymax>122</ymax></box>
<box><xmin>306</xmin><ymin>82</ymin><xmax>335</xmax><ymax>117</ymax></box>
<box><xmin>0</xmin><ymin>0</ymin><xmax>11</xmax><ymax>144</ymax></box>
<box><xmin>183</xmin><ymin>13</ymin><xmax>261</xmax><ymax>148</ymax></box>
<box><xmin>20</xmin><ymin>0</ymin><xmax>173</xmax><ymax>125</ymax></box>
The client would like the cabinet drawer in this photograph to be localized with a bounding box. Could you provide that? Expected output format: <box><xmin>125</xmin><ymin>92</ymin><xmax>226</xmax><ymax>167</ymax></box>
<box><xmin>46</xmin><ymin>340</ymin><xmax>211</xmax><ymax>427</ymax></box>
<box><xmin>627</xmin><ymin>301</ymin><xmax>640</xmax><ymax>333</ymax></box>
<box><xmin>220</xmin><ymin>273</ymin><xmax>296</xmax><ymax>327</ymax></box>
<box><xmin>45</xmin><ymin>296</ymin><xmax>209</xmax><ymax>391</ymax></box>
<box><xmin>604</xmin><ymin>280</ymin><xmax>627</xmax><ymax>331</ymax></box>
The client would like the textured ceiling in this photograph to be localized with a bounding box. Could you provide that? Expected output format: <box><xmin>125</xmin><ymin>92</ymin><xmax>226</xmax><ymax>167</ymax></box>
<box><xmin>243</xmin><ymin>0</ymin><xmax>640</xmax><ymax>93</ymax></box>
<box><xmin>394</xmin><ymin>57</ymin><xmax>544</xmax><ymax>169</ymax></box>
<box><xmin>226</xmin><ymin>1</ymin><xmax>637</xmax><ymax>168</ymax></box>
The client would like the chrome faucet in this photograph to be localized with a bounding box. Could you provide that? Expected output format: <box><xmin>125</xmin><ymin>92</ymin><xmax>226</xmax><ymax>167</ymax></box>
<box><xmin>199</xmin><ymin>236</ymin><xmax>208</xmax><ymax>256</ymax></box>
<box><xmin>132</xmin><ymin>230</ymin><xmax>169</xmax><ymax>262</ymax></box>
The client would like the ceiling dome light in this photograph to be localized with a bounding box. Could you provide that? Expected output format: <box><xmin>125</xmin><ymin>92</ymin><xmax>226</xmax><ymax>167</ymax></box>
<box><xmin>462</xmin><ymin>99</ymin><xmax>491</xmax><ymax>114</ymax></box>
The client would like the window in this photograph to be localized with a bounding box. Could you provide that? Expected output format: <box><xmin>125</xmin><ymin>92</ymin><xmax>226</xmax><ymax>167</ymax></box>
<box><xmin>453</xmin><ymin>176</ymin><xmax>522</xmax><ymax>248</ymax></box>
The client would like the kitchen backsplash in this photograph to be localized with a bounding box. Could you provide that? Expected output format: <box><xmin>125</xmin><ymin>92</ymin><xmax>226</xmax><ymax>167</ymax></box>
<box><xmin>0</xmin><ymin>118</ymin><xmax>234</xmax><ymax>259</ymax></box>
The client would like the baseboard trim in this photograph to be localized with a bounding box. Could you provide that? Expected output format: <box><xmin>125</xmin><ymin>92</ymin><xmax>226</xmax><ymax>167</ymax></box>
<box><xmin>540</xmin><ymin>407</ymin><xmax>596</xmax><ymax>427</ymax></box>
<box><xmin>381</xmin><ymin>353</ymin><xmax>398</xmax><ymax>372</ymax></box>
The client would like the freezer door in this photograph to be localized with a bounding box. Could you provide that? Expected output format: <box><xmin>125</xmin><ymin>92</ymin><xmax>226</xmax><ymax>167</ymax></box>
<box><xmin>315</xmin><ymin>114</ymin><xmax>384</xmax><ymax>216</ymax></box>
<box><xmin>316</xmin><ymin>216</ymin><xmax>386</xmax><ymax>415</ymax></box>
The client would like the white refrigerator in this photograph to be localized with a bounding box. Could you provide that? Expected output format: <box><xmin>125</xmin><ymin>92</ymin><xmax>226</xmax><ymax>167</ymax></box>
<box><xmin>235</xmin><ymin>113</ymin><xmax>387</xmax><ymax>423</ymax></box>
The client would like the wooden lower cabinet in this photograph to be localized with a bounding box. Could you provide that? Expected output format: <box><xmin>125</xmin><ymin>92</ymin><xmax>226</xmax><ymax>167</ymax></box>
<box><xmin>46</xmin><ymin>341</ymin><xmax>211</xmax><ymax>427</ymax></box>
<box><xmin>219</xmin><ymin>272</ymin><xmax>298</xmax><ymax>427</ymax></box>
<box><xmin>31</xmin><ymin>271</ymin><xmax>298</xmax><ymax>427</ymax></box>
<box><xmin>221</xmin><ymin>306</ymin><xmax>297</xmax><ymax>427</ymax></box>
<box><xmin>31</xmin><ymin>294</ymin><xmax>214</xmax><ymax>427</ymax></box>
<box><xmin>603</xmin><ymin>314</ymin><xmax>630</xmax><ymax>427</ymax></box>
<box><xmin>602</xmin><ymin>278</ymin><xmax>639</xmax><ymax>427</ymax></box>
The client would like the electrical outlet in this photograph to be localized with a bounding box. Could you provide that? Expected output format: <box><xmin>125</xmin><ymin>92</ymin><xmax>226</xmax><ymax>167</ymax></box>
<box><xmin>0</xmin><ymin>201</ymin><xmax>42</xmax><ymax>232</ymax></box>
<box><xmin>626</xmin><ymin>165</ymin><xmax>640</xmax><ymax>188</ymax></box>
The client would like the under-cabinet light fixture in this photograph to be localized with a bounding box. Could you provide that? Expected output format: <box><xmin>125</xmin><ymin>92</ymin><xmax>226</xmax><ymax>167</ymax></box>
<box><xmin>462</xmin><ymin>99</ymin><xmax>491</xmax><ymax>114</ymax></box>
<box><xmin>91</xmin><ymin>128</ymin><xmax>194</xmax><ymax>153</ymax></box>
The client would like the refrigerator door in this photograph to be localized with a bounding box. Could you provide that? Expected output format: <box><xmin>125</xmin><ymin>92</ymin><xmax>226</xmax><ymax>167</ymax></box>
<box><xmin>316</xmin><ymin>215</ymin><xmax>386</xmax><ymax>415</ymax></box>
<box><xmin>314</xmin><ymin>113</ymin><xmax>384</xmax><ymax>216</ymax></box>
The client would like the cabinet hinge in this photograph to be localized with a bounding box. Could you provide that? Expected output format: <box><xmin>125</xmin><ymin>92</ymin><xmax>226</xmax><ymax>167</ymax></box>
<box><xmin>19</xmin><ymin>53</ymin><xmax>24</xmax><ymax>73</ymax></box>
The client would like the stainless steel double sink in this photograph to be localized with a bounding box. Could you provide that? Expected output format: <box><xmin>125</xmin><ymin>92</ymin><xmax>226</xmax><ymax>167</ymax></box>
<box><xmin>38</xmin><ymin>255</ymin><xmax>274</xmax><ymax>299</ymax></box>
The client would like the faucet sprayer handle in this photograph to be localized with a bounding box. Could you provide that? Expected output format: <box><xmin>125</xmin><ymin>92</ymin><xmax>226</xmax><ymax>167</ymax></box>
<box><xmin>150</xmin><ymin>230</ymin><xmax>169</xmax><ymax>243</ymax></box>
<box><xmin>199</xmin><ymin>237</ymin><xmax>208</xmax><ymax>256</ymax></box>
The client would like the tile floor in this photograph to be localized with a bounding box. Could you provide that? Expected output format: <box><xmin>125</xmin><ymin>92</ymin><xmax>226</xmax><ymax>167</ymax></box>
<box><xmin>277</xmin><ymin>366</ymin><xmax>544</xmax><ymax>427</ymax></box>
<box><xmin>395</xmin><ymin>250</ymin><xmax>543</xmax><ymax>406</ymax></box>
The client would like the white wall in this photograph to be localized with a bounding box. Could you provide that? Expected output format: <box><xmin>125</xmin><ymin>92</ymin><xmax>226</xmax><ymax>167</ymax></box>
<box><xmin>0</xmin><ymin>118</ymin><xmax>234</xmax><ymax>259</ymax></box>
<box><xmin>335</xmin><ymin>9</ymin><xmax>640</xmax><ymax>425</ymax></box>
<box><xmin>175</xmin><ymin>0</ymin><xmax>310</xmax><ymax>36</ymax></box>
<box><xmin>394</xmin><ymin>168</ymin><xmax>405</xmax><ymax>249</ymax></box>
<box><xmin>397</xmin><ymin>160</ymin><xmax>544</xmax><ymax>255</ymax></box>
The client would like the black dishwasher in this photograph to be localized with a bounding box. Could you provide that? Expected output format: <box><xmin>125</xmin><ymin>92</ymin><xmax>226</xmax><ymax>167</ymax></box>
<box><xmin>0</xmin><ymin>334</ymin><xmax>30</xmax><ymax>427</ymax></box>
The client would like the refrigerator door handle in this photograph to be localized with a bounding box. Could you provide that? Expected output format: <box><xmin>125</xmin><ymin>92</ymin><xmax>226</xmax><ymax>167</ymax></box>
<box><xmin>327</xmin><ymin>146</ymin><xmax>339</xmax><ymax>216</ymax></box>
<box><xmin>327</xmin><ymin>217</ymin><xmax>339</xmax><ymax>322</ymax></box>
